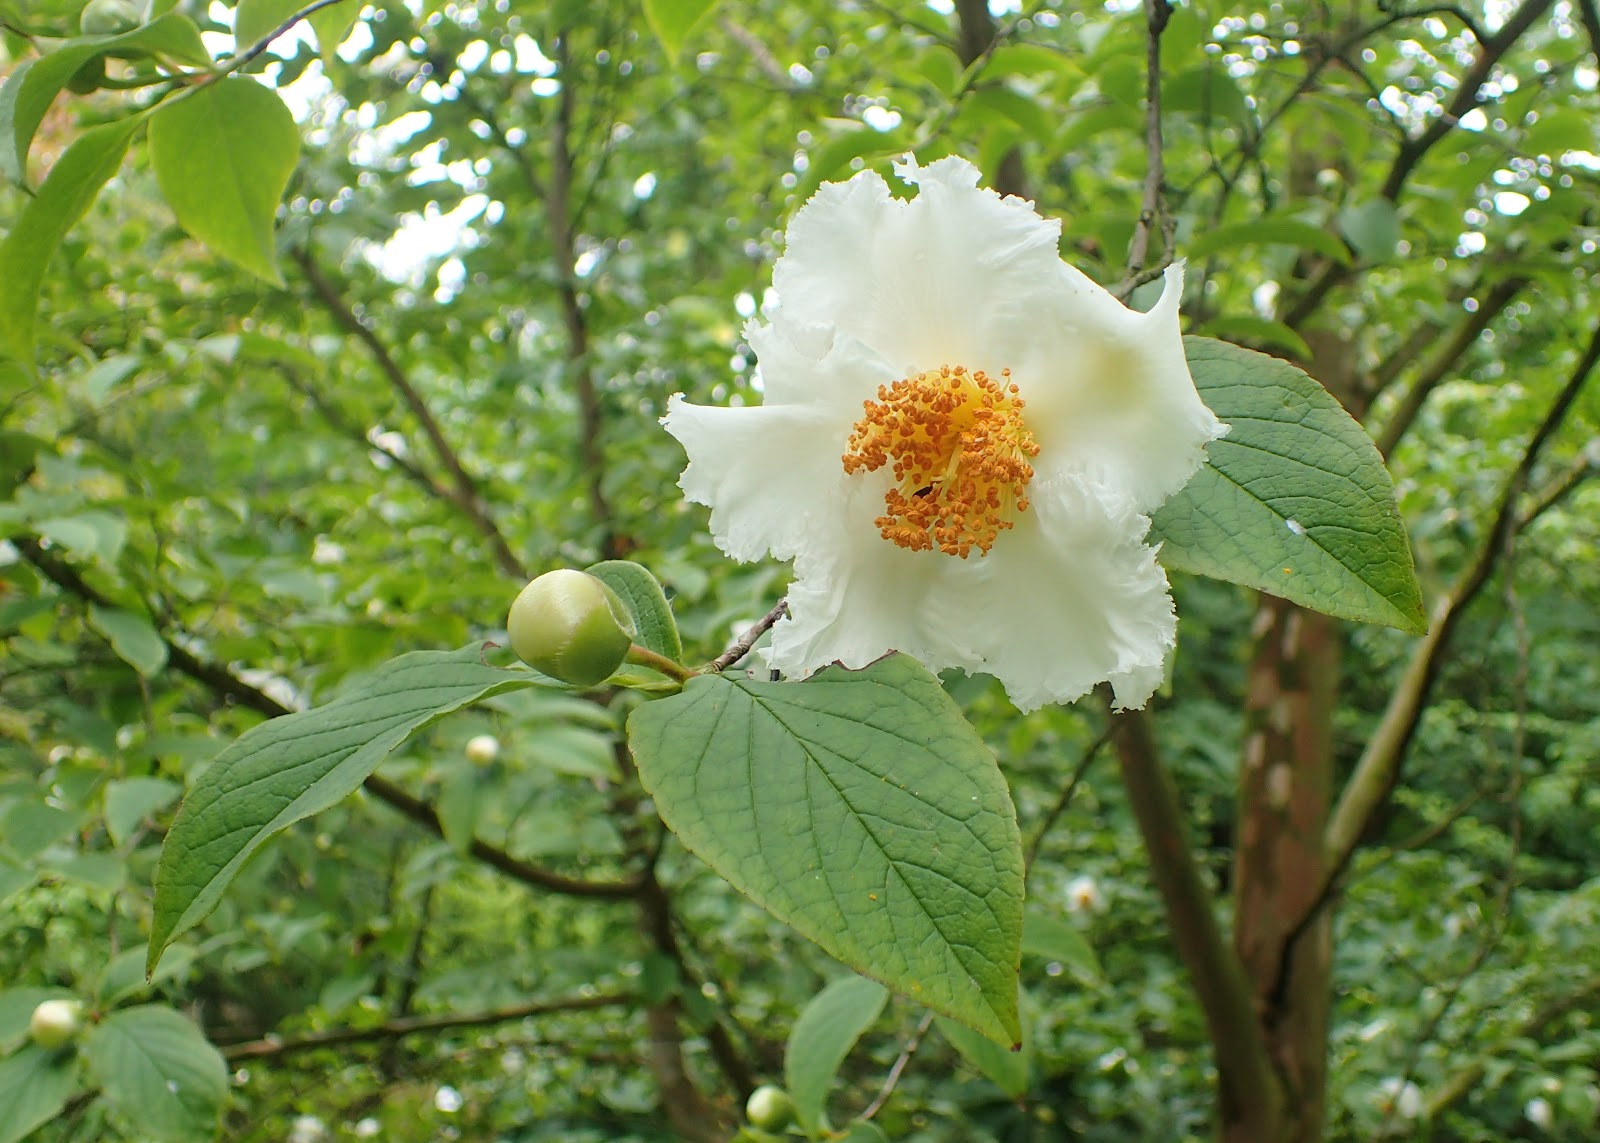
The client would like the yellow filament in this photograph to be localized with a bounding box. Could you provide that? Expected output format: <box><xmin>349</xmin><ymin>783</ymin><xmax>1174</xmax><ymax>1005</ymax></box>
<box><xmin>842</xmin><ymin>365</ymin><xmax>1039</xmax><ymax>558</ymax></box>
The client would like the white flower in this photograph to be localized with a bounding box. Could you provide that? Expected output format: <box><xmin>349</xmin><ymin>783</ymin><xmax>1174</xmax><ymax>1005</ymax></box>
<box><xmin>1065</xmin><ymin>874</ymin><xmax>1103</xmax><ymax>913</ymax></box>
<box><xmin>1525</xmin><ymin>1097</ymin><xmax>1554</xmax><ymax>1130</ymax></box>
<box><xmin>664</xmin><ymin>156</ymin><xmax>1223</xmax><ymax>711</ymax></box>
<box><xmin>1378</xmin><ymin>1077</ymin><xmax>1424</xmax><ymax>1119</ymax></box>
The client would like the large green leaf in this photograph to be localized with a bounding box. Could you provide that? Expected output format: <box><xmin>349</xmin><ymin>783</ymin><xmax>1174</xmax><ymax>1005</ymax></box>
<box><xmin>0</xmin><ymin>1045</ymin><xmax>80</xmax><ymax>1143</ymax></box>
<box><xmin>1151</xmin><ymin>336</ymin><xmax>1426</xmax><ymax>633</ymax></box>
<box><xmin>784</xmin><ymin>974</ymin><xmax>888</xmax><ymax>1137</ymax></box>
<box><xmin>81</xmin><ymin>1005</ymin><xmax>227</xmax><ymax>1143</ymax></box>
<box><xmin>0</xmin><ymin>117</ymin><xmax>141</xmax><ymax>372</ymax></box>
<box><xmin>627</xmin><ymin>654</ymin><xmax>1024</xmax><ymax>1044</ymax></box>
<box><xmin>0</xmin><ymin>14</ymin><xmax>208</xmax><ymax>184</ymax></box>
<box><xmin>149</xmin><ymin>646</ymin><xmax>542</xmax><ymax>972</ymax></box>
<box><xmin>148</xmin><ymin>77</ymin><xmax>299</xmax><ymax>284</ymax></box>
<box><xmin>587</xmin><ymin>559</ymin><xmax>682</xmax><ymax>663</ymax></box>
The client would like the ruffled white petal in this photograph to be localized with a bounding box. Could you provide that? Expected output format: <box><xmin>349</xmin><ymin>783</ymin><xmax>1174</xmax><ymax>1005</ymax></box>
<box><xmin>743</xmin><ymin>318</ymin><xmax>894</xmax><ymax>408</ymax></box>
<box><xmin>773</xmin><ymin>156</ymin><xmax>1064</xmax><ymax>376</ymax></box>
<box><xmin>1013</xmin><ymin>263</ymin><xmax>1226</xmax><ymax>513</ymax></box>
<box><xmin>769</xmin><ymin>543</ymin><xmax>982</xmax><ymax>682</ymax></box>
<box><xmin>933</xmin><ymin>474</ymin><xmax>1177</xmax><ymax>711</ymax></box>
<box><xmin>663</xmin><ymin>396</ymin><xmax>854</xmax><ymax>563</ymax></box>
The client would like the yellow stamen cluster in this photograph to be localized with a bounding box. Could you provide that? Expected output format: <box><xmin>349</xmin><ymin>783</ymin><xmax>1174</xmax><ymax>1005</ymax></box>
<box><xmin>842</xmin><ymin>364</ymin><xmax>1040</xmax><ymax>558</ymax></box>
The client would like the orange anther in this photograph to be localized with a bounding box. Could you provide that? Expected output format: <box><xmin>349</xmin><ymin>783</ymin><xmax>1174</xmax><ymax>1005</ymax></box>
<box><xmin>841</xmin><ymin>365</ymin><xmax>1036</xmax><ymax>557</ymax></box>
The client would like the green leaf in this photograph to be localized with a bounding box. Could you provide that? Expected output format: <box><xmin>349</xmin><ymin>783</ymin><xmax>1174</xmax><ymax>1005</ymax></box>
<box><xmin>937</xmin><ymin>1013</ymin><xmax>1030</xmax><ymax>1098</ymax></box>
<box><xmin>88</xmin><ymin>606</ymin><xmax>169</xmax><ymax>678</ymax></box>
<box><xmin>148</xmin><ymin>645</ymin><xmax>542</xmax><ymax>973</ymax></box>
<box><xmin>0</xmin><ymin>117</ymin><xmax>140</xmax><ymax>371</ymax></box>
<box><xmin>233</xmin><ymin>0</ymin><xmax>302</xmax><ymax>49</ymax></box>
<box><xmin>435</xmin><ymin>763</ymin><xmax>481</xmax><ymax>853</ymax></box>
<box><xmin>148</xmin><ymin>77</ymin><xmax>299</xmax><ymax>284</ymax></box>
<box><xmin>1162</xmin><ymin>64</ymin><xmax>1252</xmax><ymax>125</ymax></box>
<box><xmin>627</xmin><ymin>654</ymin><xmax>1024</xmax><ymax>1044</ymax></box>
<box><xmin>0</xmin><ymin>1045</ymin><xmax>80</xmax><ymax>1143</ymax></box>
<box><xmin>1020</xmin><ymin>909</ymin><xmax>1101</xmax><ymax>985</ymax></box>
<box><xmin>306</xmin><ymin>3</ymin><xmax>360</xmax><ymax>60</ymax></box>
<box><xmin>587</xmin><ymin>559</ymin><xmax>682</xmax><ymax>663</ymax></box>
<box><xmin>35</xmin><ymin>511</ymin><xmax>128</xmax><ymax>561</ymax></box>
<box><xmin>1183</xmin><ymin>215</ymin><xmax>1352</xmax><ymax>266</ymax></box>
<box><xmin>0</xmin><ymin>14</ymin><xmax>208</xmax><ymax>184</ymax></box>
<box><xmin>81</xmin><ymin>1005</ymin><xmax>228</xmax><ymax>1143</ymax></box>
<box><xmin>98</xmin><ymin>943</ymin><xmax>197</xmax><ymax>1005</ymax></box>
<box><xmin>0</xmin><ymin>798</ymin><xmax>76</xmax><ymax>861</ymax></box>
<box><xmin>1338</xmin><ymin>199</ymin><xmax>1401</xmax><ymax>262</ymax></box>
<box><xmin>784</xmin><ymin>975</ymin><xmax>888</xmax><ymax>1136</ymax></box>
<box><xmin>643</xmin><ymin>0</ymin><xmax>720</xmax><ymax>60</ymax></box>
<box><xmin>103</xmin><ymin>777</ymin><xmax>182</xmax><ymax>846</ymax></box>
<box><xmin>835</xmin><ymin>1124</ymin><xmax>890</xmax><ymax>1143</ymax></box>
<box><xmin>1194</xmin><ymin>315</ymin><xmax>1313</xmax><ymax>362</ymax></box>
<box><xmin>1151</xmin><ymin>337</ymin><xmax>1426</xmax><ymax>633</ymax></box>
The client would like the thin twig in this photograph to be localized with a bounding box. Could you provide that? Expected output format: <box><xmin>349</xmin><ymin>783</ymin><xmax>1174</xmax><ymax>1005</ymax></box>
<box><xmin>1373</xmin><ymin>277</ymin><xmax>1528</xmax><ymax>459</ymax></box>
<box><xmin>707</xmin><ymin>599</ymin><xmax>788</xmax><ymax>672</ymax></box>
<box><xmin>1024</xmin><ymin>725</ymin><xmax>1112</xmax><ymax>874</ymax></box>
<box><xmin>860</xmin><ymin>1010</ymin><xmax>937</xmax><ymax>1121</ymax></box>
<box><xmin>1114</xmin><ymin>0</ymin><xmax>1174</xmax><ymax>302</ymax></box>
<box><xmin>550</xmin><ymin>32</ymin><xmax>619</xmax><ymax>558</ymax></box>
<box><xmin>220</xmin><ymin>992</ymin><xmax>633</xmax><ymax>1059</ymax></box>
<box><xmin>292</xmin><ymin>248</ymin><xmax>528</xmax><ymax>581</ymax></box>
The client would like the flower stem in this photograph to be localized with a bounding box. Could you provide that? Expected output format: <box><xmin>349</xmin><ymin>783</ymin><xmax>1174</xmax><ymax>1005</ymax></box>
<box><xmin>626</xmin><ymin>645</ymin><xmax>692</xmax><ymax>684</ymax></box>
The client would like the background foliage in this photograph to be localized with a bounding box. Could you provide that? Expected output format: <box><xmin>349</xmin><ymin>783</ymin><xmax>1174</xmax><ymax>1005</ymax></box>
<box><xmin>2</xmin><ymin>0</ymin><xmax>1599</xmax><ymax>1140</ymax></box>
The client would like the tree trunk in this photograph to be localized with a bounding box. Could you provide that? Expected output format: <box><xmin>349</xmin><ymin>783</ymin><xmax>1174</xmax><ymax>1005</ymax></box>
<box><xmin>1229</xmin><ymin>598</ymin><xmax>1339</xmax><ymax>1143</ymax></box>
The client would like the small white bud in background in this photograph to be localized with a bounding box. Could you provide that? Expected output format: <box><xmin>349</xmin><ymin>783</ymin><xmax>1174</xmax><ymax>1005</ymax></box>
<box><xmin>1378</xmin><ymin>1078</ymin><xmax>1423</xmax><ymax>1119</ymax></box>
<box><xmin>289</xmin><ymin>1115</ymin><xmax>328</xmax><ymax>1143</ymax></box>
<box><xmin>1525</xmin><ymin>1097</ymin><xmax>1554</xmax><ymax>1130</ymax></box>
<box><xmin>29</xmin><ymin>999</ymin><xmax>84</xmax><ymax>1049</ymax></box>
<box><xmin>465</xmin><ymin>735</ymin><xmax>500</xmax><ymax>765</ymax></box>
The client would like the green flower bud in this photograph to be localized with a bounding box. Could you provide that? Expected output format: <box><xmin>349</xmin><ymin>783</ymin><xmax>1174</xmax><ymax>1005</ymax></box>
<box><xmin>29</xmin><ymin>999</ymin><xmax>84</xmax><ymax>1049</ymax></box>
<box><xmin>745</xmin><ymin>1085</ymin><xmax>797</xmax><ymax>1132</ymax></box>
<box><xmin>507</xmin><ymin>570</ymin><xmax>633</xmax><ymax>687</ymax></box>
<box><xmin>80</xmin><ymin>0</ymin><xmax>141</xmax><ymax>36</ymax></box>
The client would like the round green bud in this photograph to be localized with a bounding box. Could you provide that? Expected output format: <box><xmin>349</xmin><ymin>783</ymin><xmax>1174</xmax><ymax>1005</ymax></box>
<box><xmin>745</xmin><ymin>1085</ymin><xmax>796</xmax><ymax>1133</ymax></box>
<box><xmin>80</xmin><ymin>0</ymin><xmax>141</xmax><ymax>36</ymax></box>
<box><xmin>506</xmin><ymin>570</ymin><xmax>633</xmax><ymax>687</ymax></box>
<box><xmin>464</xmin><ymin>734</ymin><xmax>500</xmax><ymax>766</ymax></box>
<box><xmin>29</xmin><ymin>999</ymin><xmax>84</xmax><ymax>1049</ymax></box>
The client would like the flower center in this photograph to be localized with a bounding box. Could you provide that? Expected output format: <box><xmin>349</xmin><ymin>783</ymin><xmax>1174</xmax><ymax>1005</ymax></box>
<box><xmin>842</xmin><ymin>364</ymin><xmax>1040</xmax><ymax>558</ymax></box>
